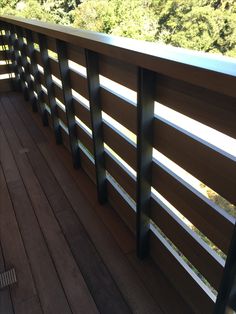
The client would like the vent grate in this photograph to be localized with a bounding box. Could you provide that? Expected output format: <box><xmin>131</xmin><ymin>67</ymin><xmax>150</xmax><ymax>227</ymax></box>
<box><xmin>0</xmin><ymin>268</ymin><xmax>17</xmax><ymax>289</ymax></box>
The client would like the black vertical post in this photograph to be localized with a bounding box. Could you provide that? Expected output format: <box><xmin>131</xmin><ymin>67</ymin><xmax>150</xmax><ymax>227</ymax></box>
<box><xmin>57</xmin><ymin>39</ymin><xmax>80</xmax><ymax>168</ymax></box>
<box><xmin>214</xmin><ymin>225</ymin><xmax>236</xmax><ymax>313</ymax></box>
<box><xmin>15</xmin><ymin>26</ymin><xmax>34</xmax><ymax>103</ymax></box>
<box><xmin>38</xmin><ymin>34</ymin><xmax>61</xmax><ymax>135</ymax></box>
<box><xmin>136</xmin><ymin>68</ymin><xmax>155</xmax><ymax>259</ymax></box>
<box><xmin>12</xmin><ymin>25</ymin><xmax>28</xmax><ymax>98</ymax></box>
<box><xmin>8</xmin><ymin>25</ymin><xmax>22</xmax><ymax>91</ymax></box>
<box><xmin>85</xmin><ymin>49</ymin><xmax>107</xmax><ymax>204</ymax></box>
<box><xmin>24</xmin><ymin>30</ymin><xmax>44</xmax><ymax>115</ymax></box>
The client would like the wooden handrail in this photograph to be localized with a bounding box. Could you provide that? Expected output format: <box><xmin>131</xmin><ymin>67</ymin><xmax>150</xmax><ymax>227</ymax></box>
<box><xmin>0</xmin><ymin>15</ymin><xmax>236</xmax><ymax>97</ymax></box>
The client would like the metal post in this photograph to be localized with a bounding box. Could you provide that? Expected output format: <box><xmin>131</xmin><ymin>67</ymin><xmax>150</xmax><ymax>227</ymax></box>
<box><xmin>57</xmin><ymin>39</ymin><xmax>80</xmax><ymax>167</ymax></box>
<box><xmin>85</xmin><ymin>49</ymin><xmax>107</xmax><ymax>204</ymax></box>
<box><xmin>214</xmin><ymin>224</ymin><xmax>236</xmax><ymax>313</ymax></box>
<box><xmin>136</xmin><ymin>67</ymin><xmax>155</xmax><ymax>259</ymax></box>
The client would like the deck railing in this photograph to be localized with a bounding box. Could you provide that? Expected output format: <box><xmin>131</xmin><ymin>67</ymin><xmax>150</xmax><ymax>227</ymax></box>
<box><xmin>0</xmin><ymin>15</ymin><xmax>236</xmax><ymax>313</ymax></box>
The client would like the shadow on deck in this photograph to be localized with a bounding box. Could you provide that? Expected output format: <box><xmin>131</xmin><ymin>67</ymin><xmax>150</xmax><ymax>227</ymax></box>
<box><xmin>0</xmin><ymin>92</ymin><xmax>191</xmax><ymax>313</ymax></box>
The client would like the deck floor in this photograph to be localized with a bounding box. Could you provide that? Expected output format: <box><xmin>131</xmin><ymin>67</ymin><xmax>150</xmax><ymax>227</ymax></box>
<box><xmin>0</xmin><ymin>92</ymin><xmax>191</xmax><ymax>314</ymax></box>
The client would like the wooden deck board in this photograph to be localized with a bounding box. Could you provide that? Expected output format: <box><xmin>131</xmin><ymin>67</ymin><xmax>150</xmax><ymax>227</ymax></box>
<box><xmin>0</xmin><ymin>91</ymin><xmax>192</xmax><ymax>314</ymax></box>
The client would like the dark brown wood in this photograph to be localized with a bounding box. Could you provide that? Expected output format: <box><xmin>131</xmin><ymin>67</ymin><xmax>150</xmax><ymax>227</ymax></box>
<box><xmin>0</xmin><ymin>63</ymin><xmax>9</xmax><ymax>74</ymax></box>
<box><xmin>0</xmin><ymin>78</ymin><xmax>12</xmax><ymax>92</ymax></box>
<box><xmin>0</xmin><ymin>122</ymin><xmax>72</xmax><ymax>314</ymax></box>
<box><xmin>99</xmin><ymin>55</ymin><xmax>137</xmax><ymax>91</ymax></box>
<box><xmin>67</xmin><ymin>43</ymin><xmax>86</xmax><ymax>66</ymax></box>
<box><xmin>107</xmin><ymin>181</ymin><xmax>136</xmax><ymax>233</ymax></box>
<box><xmin>0</xmin><ymin>95</ymin><xmax>100</xmax><ymax>313</ymax></box>
<box><xmin>0</xmin><ymin>16</ymin><xmax>235</xmax><ymax>98</ymax></box>
<box><xmin>150</xmin><ymin>232</ymin><xmax>215</xmax><ymax>313</ymax></box>
<box><xmin>105</xmin><ymin>152</ymin><xmax>136</xmax><ymax>201</ymax></box>
<box><xmin>155</xmin><ymin>74</ymin><xmax>236</xmax><ymax>139</ymax></box>
<box><xmin>153</xmin><ymin>118</ymin><xmax>236</xmax><ymax>206</ymax></box>
<box><xmin>76</xmin><ymin>124</ymin><xmax>94</xmax><ymax>154</ymax></box>
<box><xmin>69</xmin><ymin>69</ymin><xmax>88</xmax><ymax>98</ymax></box>
<box><xmin>74</xmin><ymin>99</ymin><xmax>91</xmax><ymax>128</ymax></box>
<box><xmin>152</xmin><ymin>162</ymin><xmax>234</xmax><ymax>254</ymax></box>
<box><xmin>150</xmin><ymin>199</ymin><xmax>223</xmax><ymax>290</ymax></box>
<box><xmin>100</xmin><ymin>87</ymin><xmax>136</xmax><ymax>134</ymax></box>
<box><xmin>0</xmin><ymin>166</ymin><xmax>43</xmax><ymax>314</ymax></box>
<box><xmin>103</xmin><ymin>123</ymin><xmax>136</xmax><ymax>170</ymax></box>
<box><xmin>49</xmin><ymin>56</ymin><xmax>60</xmax><ymax>78</ymax></box>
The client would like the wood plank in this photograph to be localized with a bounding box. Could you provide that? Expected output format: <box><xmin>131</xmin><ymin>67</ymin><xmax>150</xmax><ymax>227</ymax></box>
<box><xmin>74</xmin><ymin>99</ymin><xmax>91</xmax><ymax>128</ymax></box>
<box><xmin>24</xmin><ymin>96</ymin><xmax>135</xmax><ymax>254</ymax></box>
<box><xmin>53</xmin><ymin>82</ymin><xmax>64</xmax><ymax>104</ymax></box>
<box><xmin>0</xmin><ymin>108</ymin><xmax>72</xmax><ymax>314</ymax></box>
<box><xmin>105</xmin><ymin>152</ymin><xmax>136</xmax><ymax>201</ymax></box>
<box><xmin>70</xmin><ymin>69</ymin><xmax>89</xmax><ymax>99</ymax></box>
<box><xmin>107</xmin><ymin>181</ymin><xmax>136</xmax><ymax>234</ymax></box>
<box><xmin>153</xmin><ymin>118</ymin><xmax>236</xmax><ymax>206</ymax></box>
<box><xmin>6</xmin><ymin>94</ymin><xmax>131</xmax><ymax>314</ymax></box>
<box><xmin>0</xmin><ymin>166</ymin><xmax>42</xmax><ymax>314</ymax></box>
<box><xmin>37</xmin><ymin>138</ymin><xmax>163</xmax><ymax>314</ymax></box>
<box><xmin>34</xmin><ymin>49</ymin><xmax>43</xmax><ymax>67</ymax></box>
<box><xmin>150</xmin><ymin>232</ymin><xmax>215</xmax><ymax>313</ymax></box>
<box><xmin>152</xmin><ymin>162</ymin><xmax>234</xmax><ymax>254</ymax></box>
<box><xmin>0</xmin><ymin>219</ymin><xmax>14</xmax><ymax>314</ymax></box>
<box><xmin>99</xmin><ymin>55</ymin><xmax>137</xmax><ymax>91</ymax></box>
<box><xmin>49</xmin><ymin>56</ymin><xmax>60</xmax><ymax>79</ymax></box>
<box><xmin>155</xmin><ymin>74</ymin><xmax>236</xmax><ymax>139</ymax></box>
<box><xmin>103</xmin><ymin>123</ymin><xmax>137</xmax><ymax>170</ymax></box>
<box><xmin>0</xmin><ymin>78</ymin><xmax>12</xmax><ymax>92</ymax></box>
<box><xmin>67</xmin><ymin>43</ymin><xmax>86</xmax><ymax>66</ymax></box>
<box><xmin>76</xmin><ymin>124</ymin><xmax>93</xmax><ymax>154</ymax></box>
<box><xmin>1</xmin><ymin>95</ymin><xmax>99</xmax><ymax>314</ymax></box>
<box><xmin>127</xmin><ymin>252</ymin><xmax>193</xmax><ymax>314</ymax></box>
<box><xmin>15</xmin><ymin>91</ymin><xmax>194</xmax><ymax>313</ymax></box>
<box><xmin>0</xmin><ymin>50</ymin><xmax>9</xmax><ymax>60</ymax></box>
<box><xmin>0</xmin><ymin>63</ymin><xmax>9</xmax><ymax>74</ymax></box>
<box><xmin>46</xmin><ymin>36</ymin><xmax>57</xmax><ymax>54</ymax></box>
<box><xmin>150</xmin><ymin>199</ymin><xmax>223</xmax><ymax>290</ymax></box>
<box><xmin>100</xmin><ymin>87</ymin><xmax>136</xmax><ymax>134</ymax></box>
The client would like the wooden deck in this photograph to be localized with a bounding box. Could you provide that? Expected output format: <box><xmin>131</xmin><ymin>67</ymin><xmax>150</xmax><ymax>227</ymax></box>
<box><xmin>0</xmin><ymin>92</ymin><xmax>191</xmax><ymax>314</ymax></box>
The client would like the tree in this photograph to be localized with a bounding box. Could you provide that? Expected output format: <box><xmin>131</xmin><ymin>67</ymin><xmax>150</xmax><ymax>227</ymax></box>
<box><xmin>73</xmin><ymin>0</ymin><xmax>157</xmax><ymax>41</ymax></box>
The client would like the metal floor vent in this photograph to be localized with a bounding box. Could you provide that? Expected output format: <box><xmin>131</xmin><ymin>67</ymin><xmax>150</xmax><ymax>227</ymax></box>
<box><xmin>0</xmin><ymin>268</ymin><xmax>17</xmax><ymax>289</ymax></box>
